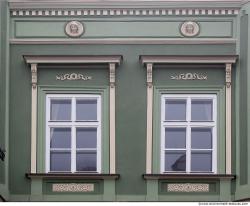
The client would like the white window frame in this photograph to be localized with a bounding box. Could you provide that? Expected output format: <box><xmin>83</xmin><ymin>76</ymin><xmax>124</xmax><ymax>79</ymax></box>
<box><xmin>45</xmin><ymin>94</ymin><xmax>102</xmax><ymax>173</ymax></box>
<box><xmin>160</xmin><ymin>94</ymin><xmax>217</xmax><ymax>174</ymax></box>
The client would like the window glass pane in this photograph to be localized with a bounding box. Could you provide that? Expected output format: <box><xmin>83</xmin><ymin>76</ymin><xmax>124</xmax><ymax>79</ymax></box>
<box><xmin>50</xmin><ymin>151</ymin><xmax>71</xmax><ymax>171</ymax></box>
<box><xmin>76</xmin><ymin>151</ymin><xmax>97</xmax><ymax>171</ymax></box>
<box><xmin>191</xmin><ymin>151</ymin><xmax>212</xmax><ymax>172</ymax></box>
<box><xmin>165</xmin><ymin>128</ymin><xmax>186</xmax><ymax>149</ymax></box>
<box><xmin>76</xmin><ymin>99</ymin><xmax>97</xmax><ymax>121</ymax></box>
<box><xmin>50</xmin><ymin>128</ymin><xmax>71</xmax><ymax>149</ymax></box>
<box><xmin>165</xmin><ymin>151</ymin><xmax>186</xmax><ymax>172</ymax></box>
<box><xmin>165</xmin><ymin>99</ymin><xmax>186</xmax><ymax>121</ymax></box>
<box><xmin>76</xmin><ymin>128</ymin><xmax>97</xmax><ymax>149</ymax></box>
<box><xmin>191</xmin><ymin>128</ymin><xmax>212</xmax><ymax>149</ymax></box>
<box><xmin>51</xmin><ymin>99</ymin><xmax>71</xmax><ymax>121</ymax></box>
<box><xmin>191</xmin><ymin>99</ymin><xmax>213</xmax><ymax>121</ymax></box>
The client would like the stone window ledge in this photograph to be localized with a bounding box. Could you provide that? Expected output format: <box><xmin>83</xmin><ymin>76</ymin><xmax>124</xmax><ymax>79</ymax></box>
<box><xmin>143</xmin><ymin>174</ymin><xmax>236</xmax><ymax>180</ymax></box>
<box><xmin>26</xmin><ymin>173</ymin><xmax>120</xmax><ymax>180</ymax></box>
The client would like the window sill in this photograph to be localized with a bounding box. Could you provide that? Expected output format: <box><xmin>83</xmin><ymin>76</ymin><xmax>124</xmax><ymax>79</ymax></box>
<box><xmin>26</xmin><ymin>173</ymin><xmax>120</xmax><ymax>180</ymax></box>
<box><xmin>142</xmin><ymin>174</ymin><xmax>236</xmax><ymax>180</ymax></box>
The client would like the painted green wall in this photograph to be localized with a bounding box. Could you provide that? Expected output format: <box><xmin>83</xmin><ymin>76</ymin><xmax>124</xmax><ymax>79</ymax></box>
<box><xmin>234</xmin><ymin>2</ymin><xmax>250</xmax><ymax>200</ymax></box>
<box><xmin>9</xmin><ymin>44</ymin><xmax>235</xmax><ymax>197</ymax></box>
<box><xmin>12</xmin><ymin>19</ymin><xmax>233</xmax><ymax>38</ymax></box>
<box><xmin>0</xmin><ymin>0</ymin><xmax>8</xmax><ymax>192</ymax></box>
<box><xmin>239</xmin><ymin>12</ymin><xmax>248</xmax><ymax>186</ymax></box>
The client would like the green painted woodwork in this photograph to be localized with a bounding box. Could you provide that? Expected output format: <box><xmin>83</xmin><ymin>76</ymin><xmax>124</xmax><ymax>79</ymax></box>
<box><xmin>153</xmin><ymin>86</ymin><xmax>226</xmax><ymax>174</ymax></box>
<box><xmin>103</xmin><ymin>180</ymin><xmax>115</xmax><ymax>201</ymax></box>
<box><xmin>13</xmin><ymin>20</ymin><xmax>233</xmax><ymax>39</ymax></box>
<box><xmin>146</xmin><ymin>180</ymin><xmax>158</xmax><ymax>201</ymax></box>
<box><xmin>30</xmin><ymin>179</ymin><xmax>43</xmax><ymax>201</ymax></box>
<box><xmin>219</xmin><ymin>180</ymin><xmax>231</xmax><ymax>201</ymax></box>
<box><xmin>37</xmin><ymin>86</ymin><xmax>110</xmax><ymax>173</ymax></box>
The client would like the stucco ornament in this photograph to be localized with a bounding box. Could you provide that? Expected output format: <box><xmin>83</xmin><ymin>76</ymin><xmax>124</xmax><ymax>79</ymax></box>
<box><xmin>171</xmin><ymin>73</ymin><xmax>207</xmax><ymax>80</ymax></box>
<box><xmin>180</xmin><ymin>21</ymin><xmax>200</xmax><ymax>37</ymax></box>
<box><xmin>167</xmin><ymin>183</ymin><xmax>209</xmax><ymax>192</ymax></box>
<box><xmin>65</xmin><ymin>21</ymin><xmax>85</xmax><ymax>37</ymax></box>
<box><xmin>56</xmin><ymin>73</ymin><xmax>92</xmax><ymax>81</ymax></box>
<box><xmin>52</xmin><ymin>183</ymin><xmax>94</xmax><ymax>192</ymax></box>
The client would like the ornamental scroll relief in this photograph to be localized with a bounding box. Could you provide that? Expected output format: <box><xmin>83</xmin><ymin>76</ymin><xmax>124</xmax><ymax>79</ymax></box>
<box><xmin>56</xmin><ymin>73</ymin><xmax>92</xmax><ymax>81</ymax></box>
<box><xmin>52</xmin><ymin>183</ymin><xmax>94</xmax><ymax>192</ymax></box>
<box><xmin>167</xmin><ymin>183</ymin><xmax>209</xmax><ymax>192</ymax></box>
<box><xmin>170</xmin><ymin>73</ymin><xmax>207</xmax><ymax>80</ymax></box>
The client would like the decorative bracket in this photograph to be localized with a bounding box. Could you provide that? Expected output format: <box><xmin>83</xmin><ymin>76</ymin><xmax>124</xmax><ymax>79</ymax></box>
<box><xmin>109</xmin><ymin>63</ymin><xmax>116</xmax><ymax>88</ymax></box>
<box><xmin>146</xmin><ymin>63</ymin><xmax>153</xmax><ymax>88</ymax></box>
<box><xmin>31</xmin><ymin>64</ymin><xmax>37</xmax><ymax>89</ymax></box>
<box><xmin>225</xmin><ymin>63</ymin><xmax>232</xmax><ymax>88</ymax></box>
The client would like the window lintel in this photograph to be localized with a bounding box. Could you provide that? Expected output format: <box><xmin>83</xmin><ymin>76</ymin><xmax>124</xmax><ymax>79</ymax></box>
<box><xmin>23</xmin><ymin>55</ymin><xmax>123</xmax><ymax>65</ymax></box>
<box><xmin>140</xmin><ymin>55</ymin><xmax>238</xmax><ymax>66</ymax></box>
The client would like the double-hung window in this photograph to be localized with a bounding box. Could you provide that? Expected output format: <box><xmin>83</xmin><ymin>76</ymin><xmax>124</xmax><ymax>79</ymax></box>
<box><xmin>46</xmin><ymin>94</ymin><xmax>101</xmax><ymax>173</ymax></box>
<box><xmin>161</xmin><ymin>94</ymin><xmax>217</xmax><ymax>173</ymax></box>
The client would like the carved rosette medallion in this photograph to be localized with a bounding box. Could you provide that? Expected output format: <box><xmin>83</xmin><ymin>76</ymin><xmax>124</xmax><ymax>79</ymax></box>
<box><xmin>65</xmin><ymin>21</ymin><xmax>85</xmax><ymax>38</ymax></box>
<box><xmin>180</xmin><ymin>21</ymin><xmax>200</xmax><ymax>37</ymax></box>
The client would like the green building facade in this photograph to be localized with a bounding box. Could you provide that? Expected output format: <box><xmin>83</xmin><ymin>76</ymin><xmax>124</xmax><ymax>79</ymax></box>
<box><xmin>0</xmin><ymin>0</ymin><xmax>250</xmax><ymax>202</ymax></box>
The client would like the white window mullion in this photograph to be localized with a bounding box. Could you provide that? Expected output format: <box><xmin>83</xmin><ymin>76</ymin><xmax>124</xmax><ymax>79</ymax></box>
<box><xmin>213</xmin><ymin>96</ymin><xmax>217</xmax><ymax>173</ymax></box>
<box><xmin>72</xmin><ymin>126</ymin><xmax>76</xmax><ymax>173</ymax></box>
<box><xmin>186</xmin><ymin>97</ymin><xmax>191</xmax><ymax>173</ymax></box>
<box><xmin>186</xmin><ymin>126</ymin><xmax>191</xmax><ymax>173</ymax></box>
<box><xmin>72</xmin><ymin>97</ymin><xmax>76</xmax><ymax>122</ymax></box>
<box><xmin>161</xmin><ymin>96</ymin><xmax>166</xmax><ymax>173</ymax></box>
<box><xmin>46</xmin><ymin>97</ymin><xmax>51</xmax><ymax>173</ymax></box>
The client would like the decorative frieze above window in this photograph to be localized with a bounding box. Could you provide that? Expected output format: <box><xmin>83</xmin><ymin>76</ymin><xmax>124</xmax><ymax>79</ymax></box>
<box><xmin>56</xmin><ymin>73</ymin><xmax>92</xmax><ymax>81</ymax></box>
<box><xmin>170</xmin><ymin>73</ymin><xmax>207</xmax><ymax>80</ymax></box>
<box><xmin>10</xmin><ymin>8</ymin><xmax>239</xmax><ymax>17</ymax></box>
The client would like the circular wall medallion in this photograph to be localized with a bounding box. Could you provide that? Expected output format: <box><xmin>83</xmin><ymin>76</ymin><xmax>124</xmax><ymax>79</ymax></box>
<box><xmin>180</xmin><ymin>21</ymin><xmax>200</xmax><ymax>37</ymax></box>
<box><xmin>65</xmin><ymin>21</ymin><xmax>85</xmax><ymax>38</ymax></box>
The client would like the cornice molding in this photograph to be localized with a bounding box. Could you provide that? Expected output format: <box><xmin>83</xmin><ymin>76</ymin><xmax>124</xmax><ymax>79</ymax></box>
<box><xmin>10</xmin><ymin>8</ymin><xmax>240</xmax><ymax>17</ymax></box>
<box><xmin>10</xmin><ymin>38</ymin><xmax>237</xmax><ymax>45</ymax></box>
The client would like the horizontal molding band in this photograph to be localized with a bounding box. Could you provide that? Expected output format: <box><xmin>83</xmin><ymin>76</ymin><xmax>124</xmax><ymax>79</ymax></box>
<box><xmin>26</xmin><ymin>173</ymin><xmax>120</xmax><ymax>180</ymax></box>
<box><xmin>10</xmin><ymin>38</ymin><xmax>237</xmax><ymax>45</ymax></box>
<box><xmin>10</xmin><ymin>8</ymin><xmax>240</xmax><ymax>17</ymax></box>
<box><xmin>140</xmin><ymin>55</ymin><xmax>238</xmax><ymax>64</ymax></box>
<box><xmin>23</xmin><ymin>55</ymin><xmax>123</xmax><ymax>65</ymax></box>
<box><xmin>143</xmin><ymin>174</ymin><xmax>236</xmax><ymax>180</ymax></box>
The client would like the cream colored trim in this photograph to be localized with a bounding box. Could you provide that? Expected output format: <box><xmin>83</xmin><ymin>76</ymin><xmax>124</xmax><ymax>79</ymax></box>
<box><xmin>30</xmin><ymin>63</ymin><xmax>37</xmax><ymax>173</ymax></box>
<box><xmin>140</xmin><ymin>55</ymin><xmax>238</xmax><ymax>64</ymax></box>
<box><xmin>23</xmin><ymin>55</ymin><xmax>122</xmax><ymax>65</ymax></box>
<box><xmin>109</xmin><ymin>63</ymin><xmax>116</xmax><ymax>174</ymax></box>
<box><xmin>10</xmin><ymin>8</ymin><xmax>240</xmax><ymax>17</ymax></box>
<box><xmin>225</xmin><ymin>63</ymin><xmax>232</xmax><ymax>174</ymax></box>
<box><xmin>11</xmin><ymin>38</ymin><xmax>237</xmax><ymax>45</ymax></box>
<box><xmin>146</xmin><ymin>63</ymin><xmax>153</xmax><ymax>174</ymax></box>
